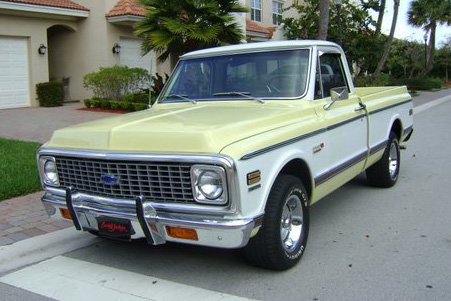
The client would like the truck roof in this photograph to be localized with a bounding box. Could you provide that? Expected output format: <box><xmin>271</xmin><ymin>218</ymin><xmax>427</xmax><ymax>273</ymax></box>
<box><xmin>181</xmin><ymin>40</ymin><xmax>340</xmax><ymax>59</ymax></box>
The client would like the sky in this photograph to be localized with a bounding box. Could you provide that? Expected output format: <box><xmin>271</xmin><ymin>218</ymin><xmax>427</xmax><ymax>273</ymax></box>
<box><xmin>375</xmin><ymin>0</ymin><xmax>450</xmax><ymax>47</ymax></box>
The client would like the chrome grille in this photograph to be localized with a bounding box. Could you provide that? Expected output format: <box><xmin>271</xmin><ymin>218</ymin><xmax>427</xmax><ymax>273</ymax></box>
<box><xmin>55</xmin><ymin>157</ymin><xmax>194</xmax><ymax>204</ymax></box>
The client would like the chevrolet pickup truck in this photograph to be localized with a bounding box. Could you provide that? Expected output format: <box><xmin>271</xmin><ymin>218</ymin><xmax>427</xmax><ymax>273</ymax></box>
<box><xmin>37</xmin><ymin>40</ymin><xmax>413</xmax><ymax>270</ymax></box>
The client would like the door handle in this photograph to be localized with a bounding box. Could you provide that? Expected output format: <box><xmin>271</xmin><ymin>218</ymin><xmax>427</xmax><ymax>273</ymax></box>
<box><xmin>355</xmin><ymin>103</ymin><xmax>366</xmax><ymax>112</ymax></box>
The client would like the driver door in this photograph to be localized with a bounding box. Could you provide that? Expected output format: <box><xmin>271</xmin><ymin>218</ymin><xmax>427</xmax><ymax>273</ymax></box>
<box><xmin>313</xmin><ymin>50</ymin><xmax>369</xmax><ymax>193</ymax></box>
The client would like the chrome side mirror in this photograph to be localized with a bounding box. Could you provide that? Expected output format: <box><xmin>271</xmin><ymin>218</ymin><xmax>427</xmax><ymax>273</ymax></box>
<box><xmin>323</xmin><ymin>87</ymin><xmax>348</xmax><ymax>110</ymax></box>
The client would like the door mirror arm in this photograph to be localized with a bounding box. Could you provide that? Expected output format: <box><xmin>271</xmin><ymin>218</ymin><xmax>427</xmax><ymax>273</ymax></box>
<box><xmin>323</xmin><ymin>87</ymin><xmax>348</xmax><ymax>110</ymax></box>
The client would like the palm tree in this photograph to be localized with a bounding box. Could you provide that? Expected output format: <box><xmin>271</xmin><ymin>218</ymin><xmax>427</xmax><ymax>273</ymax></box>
<box><xmin>317</xmin><ymin>0</ymin><xmax>330</xmax><ymax>40</ymax></box>
<box><xmin>135</xmin><ymin>0</ymin><xmax>248</xmax><ymax>67</ymax></box>
<box><xmin>375</xmin><ymin>0</ymin><xmax>386</xmax><ymax>36</ymax></box>
<box><xmin>374</xmin><ymin>0</ymin><xmax>399</xmax><ymax>75</ymax></box>
<box><xmin>408</xmin><ymin>0</ymin><xmax>451</xmax><ymax>76</ymax></box>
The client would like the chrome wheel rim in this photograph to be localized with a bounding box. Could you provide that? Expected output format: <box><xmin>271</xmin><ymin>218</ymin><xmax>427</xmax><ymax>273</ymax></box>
<box><xmin>280</xmin><ymin>195</ymin><xmax>304</xmax><ymax>252</ymax></box>
<box><xmin>389</xmin><ymin>141</ymin><xmax>399</xmax><ymax>179</ymax></box>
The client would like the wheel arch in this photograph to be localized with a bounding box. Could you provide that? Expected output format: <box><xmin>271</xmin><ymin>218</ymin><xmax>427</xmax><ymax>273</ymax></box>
<box><xmin>277</xmin><ymin>158</ymin><xmax>313</xmax><ymax>203</ymax></box>
<box><xmin>390</xmin><ymin>118</ymin><xmax>403</xmax><ymax>140</ymax></box>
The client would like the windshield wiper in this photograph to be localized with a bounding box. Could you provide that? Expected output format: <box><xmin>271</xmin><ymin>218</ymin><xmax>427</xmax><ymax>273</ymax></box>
<box><xmin>213</xmin><ymin>91</ymin><xmax>265</xmax><ymax>104</ymax></box>
<box><xmin>163</xmin><ymin>94</ymin><xmax>197</xmax><ymax>104</ymax></box>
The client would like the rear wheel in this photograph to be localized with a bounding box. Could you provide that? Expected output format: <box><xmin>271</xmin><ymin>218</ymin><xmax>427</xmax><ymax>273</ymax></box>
<box><xmin>244</xmin><ymin>174</ymin><xmax>309</xmax><ymax>270</ymax></box>
<box><xmin>366</xmin><ymin>132</ymin><xmax>400</xmax><ymax>187</ymax></box>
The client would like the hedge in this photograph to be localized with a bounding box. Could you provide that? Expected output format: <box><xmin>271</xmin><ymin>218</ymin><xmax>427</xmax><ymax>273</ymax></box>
<box><xmin>36</xmin><ymin>81</ymin><xmax>64</xmax><ymax>107</ymax></box>
<box><xmin>83</xmin><ymin>98</ymin><xmax>149</xmax><ymax>112</ymax></box>
<box><xmin>354</xmin><ymin>73</ymin><xmax>390</xmax><ymax>87</ymax></box>
<box><xmin>404</xmin><ymin>78</ymin><xmax>443</xmax><ymax>91</ymax></box>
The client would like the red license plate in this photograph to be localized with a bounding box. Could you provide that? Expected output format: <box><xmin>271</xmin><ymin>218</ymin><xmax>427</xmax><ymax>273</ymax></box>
<box><xmin>97</xmin><ymin>217</ymin><xmax>134</xmax><ymax>237</ymax></box>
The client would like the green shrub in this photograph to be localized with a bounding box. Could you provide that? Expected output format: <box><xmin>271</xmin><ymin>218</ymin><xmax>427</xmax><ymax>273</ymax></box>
<box><xmin>132</xmin><ymin>92</ymin><xmax>150</xmax><ymax>104</ymax></box>
<box><xmin>110</xmin><ymin>101</ymin><xmax>121</xmax><ymax>110</ymax></box>
<box><xmin>90</xmin><ymin>99</ymin><xmax>101</xmax><ymax>108</ymax></box>
<box><xmin>83</xmin><ymin>65</ymin><xmax>151</xmax><ymax>100</ymax></box>
<box><xmin>117</xmin><ymin>101</ymin><xmax>129</xmax><ymax>111</ymax></box>
<box><xmin>133</xmin><ymin>103</ymin><xmax>149</xmax><ymax>111</ymax></box>
<box><xmin>404</xmin><ymin>78</ymin><xmax>443</xmax><ymax>91</ymax></box>
<box><xmin>36</xmin><ymin>81</ymin><xmax>64</xmax><ymax>107</ymax></box>
<box><xmin>354</xmin><ymin>73</ymin><xmax>390</xmax><ymax>87</ymax></box>
<box><xmin>122</xmin><ymin>92</ymin><xmax>150</xmax><ymax>104</ymax></box>
<box><xmin>126</xmin><ymin>102</ymin><xmax>135</xmax><ymax>111</ymax></box>
<box><xmin>84</xmin><ymin>99</ymin><xmax>92</xmax><ymax>108</ymax></box>
<box><xmin>100</xmin><ymin>99</ymin><xmax>111</xmax><ymax>109</ymax></box>
<box><xmin>121</xmin><ymin>93</ymin><xmax>134</xmax><ymax>103</ymax></box>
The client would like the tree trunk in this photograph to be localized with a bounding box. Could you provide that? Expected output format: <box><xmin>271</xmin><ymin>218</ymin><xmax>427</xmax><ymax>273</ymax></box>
<box><xmin>423</xmin><ymin>22</ymin><xmax>436</xmax><ymax>76</ymax></box>
<box><xmin>374</xmin><ymin>0</ymin><xmax>399</xmax><ymax>76</ymax></box>
<box><xmin>375</xmin><ymin>0</ymin><xmax>386</xmax><ymax>36</ymax></box>
<box><xmin>317</xmin><ymin>0</ymin><xmax>330</xmax><ymax>40</ymax></box>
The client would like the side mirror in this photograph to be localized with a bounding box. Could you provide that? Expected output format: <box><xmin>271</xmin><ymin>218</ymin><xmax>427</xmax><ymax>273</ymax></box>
<box><xmin>323</xmin><ymin>87</ymin><xmax>348</xmax><ymax>110</ymax></box>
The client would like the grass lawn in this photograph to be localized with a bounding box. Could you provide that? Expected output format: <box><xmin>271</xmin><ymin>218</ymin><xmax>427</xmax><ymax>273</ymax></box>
<box><xmin>0</xmin><ymin>138</ymin><xmax>42</xmax><ymax>201</ymax></box>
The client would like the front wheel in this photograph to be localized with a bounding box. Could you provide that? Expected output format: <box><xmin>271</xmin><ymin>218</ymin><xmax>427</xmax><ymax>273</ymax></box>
<box><xmin>366</xmin><ymin>132</ymin><xmax>400</xmax><ymax>187</ymax></box>
<box><xmin>244</xmin><ymin>175</ymin><xmax>309</xmax><ymax>270</ymax></box>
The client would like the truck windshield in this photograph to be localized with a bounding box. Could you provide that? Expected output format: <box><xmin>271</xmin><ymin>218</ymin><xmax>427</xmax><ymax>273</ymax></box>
<box><xmin>160</xmin><ymin>49</ymin><xmax>310</xmax><ymax>103</ymax></box>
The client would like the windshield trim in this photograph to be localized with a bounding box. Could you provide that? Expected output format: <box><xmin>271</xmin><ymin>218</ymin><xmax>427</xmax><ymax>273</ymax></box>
<box><xmin>157</xmin><ymin>47</ymin><xmax>312</xmax><ymax>104</ymax></box>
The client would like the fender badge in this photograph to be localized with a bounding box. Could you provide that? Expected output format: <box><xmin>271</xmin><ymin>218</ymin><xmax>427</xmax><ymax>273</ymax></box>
<box><xmin>313</xmin><ymin>143</ymin><xmax>325</xmax><ymax>154</ymax></box>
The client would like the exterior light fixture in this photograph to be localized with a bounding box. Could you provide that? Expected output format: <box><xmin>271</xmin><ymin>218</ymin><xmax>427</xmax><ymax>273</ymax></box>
<box><xmin>112</xmin><ymin>43</ymin><xmax>121</xmax><ymax>54</ymax></box>
<box><xmin>38</xmin><ymin>44</ymin><xmax>47</xmax><ymax>55</ymax></box>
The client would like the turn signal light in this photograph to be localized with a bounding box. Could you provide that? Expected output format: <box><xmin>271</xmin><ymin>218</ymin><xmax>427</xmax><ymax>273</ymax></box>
<box><xmin>60</xmin><ymin>208</ymin><xmax>73</xmax><ymax>220</ymax></box>
<box><xmin>166</xmin><ymin>226</ymin><xmax>198</xmax><ymax>241</ymax></box>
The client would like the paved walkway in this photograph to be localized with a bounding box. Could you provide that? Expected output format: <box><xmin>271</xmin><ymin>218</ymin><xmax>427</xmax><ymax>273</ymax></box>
<box><xmin>0</xmin><ymin>192</ymin><xmax>70</xmax><ymax>246</ymax></box>
<box><xmin>0</xmin><ymin>102</ymin><xmax>118</xmax><ymax>143</ymax></box>
<box><xmin>0</xmin><ymin>89</ymin><xmax>450</xmax><ymax>247</ymax></box>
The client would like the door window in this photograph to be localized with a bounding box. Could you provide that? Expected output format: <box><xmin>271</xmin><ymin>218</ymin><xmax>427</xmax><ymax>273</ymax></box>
<box><xmin>315</xmin><ymin>53</ymin><xmax>348</xmax><ymax>99</ymax></box>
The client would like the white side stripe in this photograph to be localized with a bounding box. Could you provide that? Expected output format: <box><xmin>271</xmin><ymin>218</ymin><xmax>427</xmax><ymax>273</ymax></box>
<box><xmin>0</xmin><ymin>256</ymin><xmax>257</xmax><ymax>301</ymax></box>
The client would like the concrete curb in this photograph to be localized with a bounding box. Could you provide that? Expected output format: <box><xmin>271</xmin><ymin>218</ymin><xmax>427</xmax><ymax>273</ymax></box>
<box><xmin>0</xmin><ymin>228</ymin><xmax>98</xmax><ymax>275</ymax></box>
<box><xmin>414</xmin><ymin>94</ymin><xmax>451</xmax><ymax>114</ymax></box>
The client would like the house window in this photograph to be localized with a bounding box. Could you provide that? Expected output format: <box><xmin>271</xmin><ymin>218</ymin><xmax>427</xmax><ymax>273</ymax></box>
<box><xmin>272</xmin><ymin>1</ymin><xmax>283</xmax><ymax>25</ymax></box>
<box><xmin>251</xmin><ymin>0</ymin><xmax>262</xmax><ymax>22</ymax></box>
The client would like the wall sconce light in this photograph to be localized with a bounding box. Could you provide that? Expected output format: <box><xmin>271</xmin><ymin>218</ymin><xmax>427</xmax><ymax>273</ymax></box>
<box><xmin>38</xmin><ymin>44</ymin><xmax>47</xmax><ymax>55</ymax></box>
<box><xmin>112</xmin><ymin>43</ymin><xmax>121</xmax><ymax>54</ymax></box>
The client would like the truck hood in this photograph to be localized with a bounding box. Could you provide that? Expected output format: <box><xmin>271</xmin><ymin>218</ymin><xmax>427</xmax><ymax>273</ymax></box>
<box><xmin>46</xmin><ymin>102</ymin><xmax>307</xmax><ymax>155</ymax></box>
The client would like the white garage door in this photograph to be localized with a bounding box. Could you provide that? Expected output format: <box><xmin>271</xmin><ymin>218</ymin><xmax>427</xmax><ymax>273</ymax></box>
<box><xmin>0</xmin><ymin>36</ymin><xmax>30</xmax><ymax>109</ymax></box>
<box><xmin>119</xmin><ymin>37</ymin><xmax>156</xmax><ymax>75</ymax></box>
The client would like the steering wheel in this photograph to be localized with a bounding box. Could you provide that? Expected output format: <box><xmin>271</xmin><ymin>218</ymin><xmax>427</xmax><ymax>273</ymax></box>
<box><xmin>266</xmin><ymin>75</ymin><xmax>299</xmax><ymax>94</ymax></box>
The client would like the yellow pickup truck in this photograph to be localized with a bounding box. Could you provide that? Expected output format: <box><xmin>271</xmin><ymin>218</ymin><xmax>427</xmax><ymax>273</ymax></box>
<box><xmin>37</xmin><ymin>41</ymin><xmax>413</xmax><ymax>270</ymax></box>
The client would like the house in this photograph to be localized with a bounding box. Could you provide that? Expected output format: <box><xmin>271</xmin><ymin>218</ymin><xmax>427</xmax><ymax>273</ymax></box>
<box><xmin>0</xmin><ymin>0</ymin><xmax>295</xmax><ymax>109</ymax></box>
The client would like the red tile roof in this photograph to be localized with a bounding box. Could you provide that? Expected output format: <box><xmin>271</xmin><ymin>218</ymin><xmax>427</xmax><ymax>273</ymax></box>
<box><xmin>246</xmin><ymin>19</ymin><xmax>272</xmax><ymax>35</ymax></box>
<box><xmin>1</xmin><ymin>0</ymin><xmax>89</xmax><ymax>11</ymax></box>
<box><xmin>246</xmin><ymin>19</ymin><xmax>275</xmax><ymax>39</ymax></box>
<box><xmin>106</xmin><ymin>0</ymin><xmax>145</xmax><ymax>17</ymax></box>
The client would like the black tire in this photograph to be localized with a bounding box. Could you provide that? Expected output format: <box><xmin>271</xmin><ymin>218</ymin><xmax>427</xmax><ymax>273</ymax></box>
<box><xmin>366</xmin><ymin>132</ymin><xmax>400</xmax><ymax>188</ymax></box>
<box><xmin>244</xmin><ymin>174</ymin><xmax>309</xmax><ymax>270</ymax></box>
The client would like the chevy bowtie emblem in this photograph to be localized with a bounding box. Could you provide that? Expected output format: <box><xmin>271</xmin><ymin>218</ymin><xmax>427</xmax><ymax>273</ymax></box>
<box><xmin>100</xmin><ymin>174</ymin><xmax>120</xmax><ymax>185</ymax></box>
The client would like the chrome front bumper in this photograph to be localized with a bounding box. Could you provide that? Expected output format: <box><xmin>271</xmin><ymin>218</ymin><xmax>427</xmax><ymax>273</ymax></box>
<box><xmin>42</xmin><ymin>189</ymin><xmax>261</xmax><ymax>249</ymax></box>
